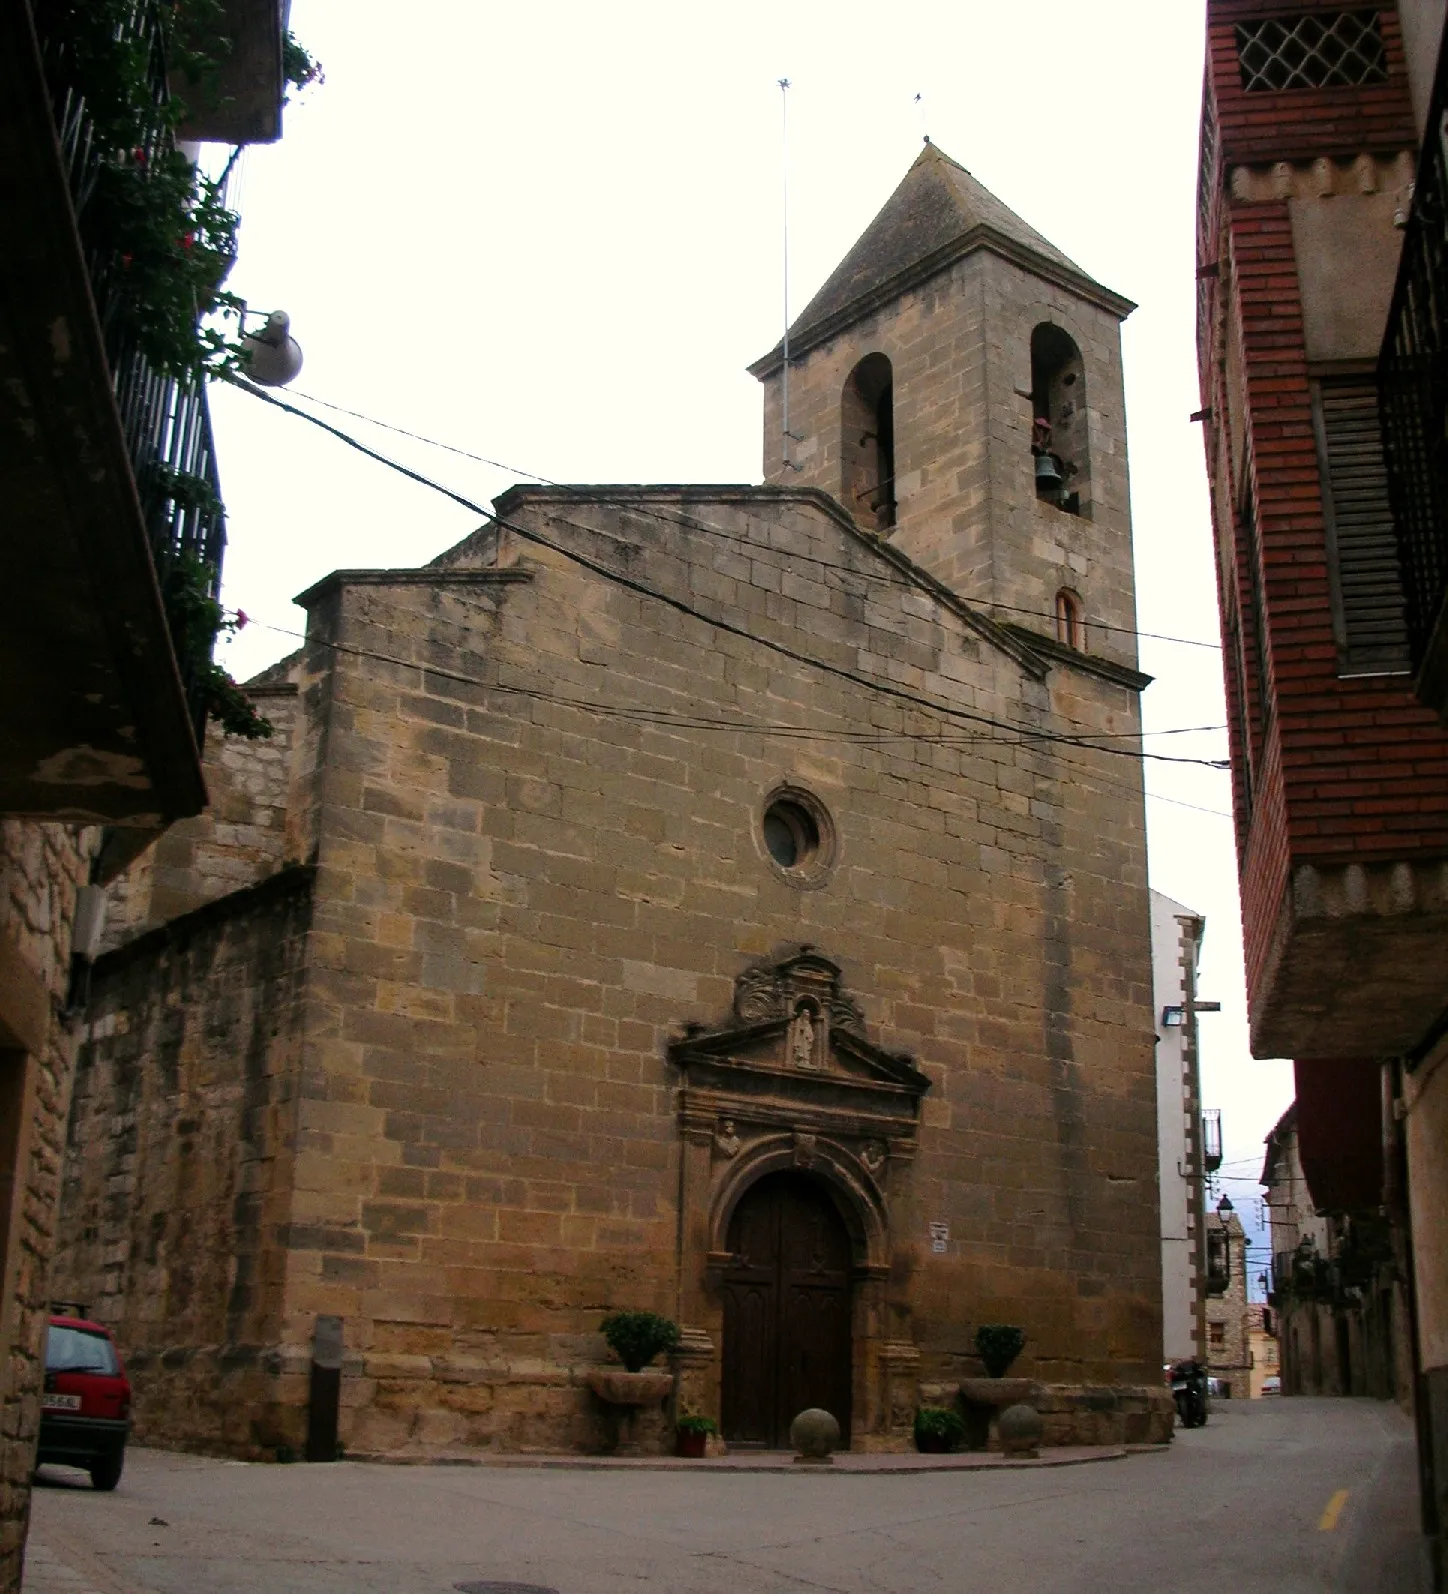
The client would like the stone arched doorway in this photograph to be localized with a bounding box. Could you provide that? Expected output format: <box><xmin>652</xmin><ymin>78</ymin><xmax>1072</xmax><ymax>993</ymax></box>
<box><xmin>720</xmin><ymin>1170</ymin><xmax>852</xmax><ymax>1447</ymax></box>
<box><xmin>668</xmin><ymin>950</ymin><xmax>932</xmax><ymax>1449</ymax></box>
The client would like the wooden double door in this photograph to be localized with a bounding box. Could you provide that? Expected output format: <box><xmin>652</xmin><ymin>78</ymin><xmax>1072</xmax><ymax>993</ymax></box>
<box><xmin>720</xmin><ymin>1172</ymin><xmax>853</xmax><ymax>1447</ymax></box>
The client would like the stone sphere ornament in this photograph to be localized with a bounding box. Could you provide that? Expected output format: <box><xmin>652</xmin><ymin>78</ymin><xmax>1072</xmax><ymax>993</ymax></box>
<box><xmin>997</xmin><ymin>1402</ymin><xmax>1044</xmax><ymax>1458</ymax></box>
<box><xmin>789</xmin><ymin>1407</ymin><xmax>841</xmax><ymax>1462</ymax></box>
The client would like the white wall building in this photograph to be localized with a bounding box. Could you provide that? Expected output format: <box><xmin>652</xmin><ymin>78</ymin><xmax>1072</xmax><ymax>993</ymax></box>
<box><xmin>1151</xmin><ymin>891</ymin><xmax>1211</xmax><ymax>1365</ymax></box>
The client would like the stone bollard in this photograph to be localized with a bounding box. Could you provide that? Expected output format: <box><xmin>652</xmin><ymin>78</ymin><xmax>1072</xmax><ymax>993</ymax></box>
<box><xmin>997</xmin><ymin>1403</ymin><xmax>1044</xmax><ymax>1459</ymax></box>
<box><xmin>958</xmin><ymin>1377</ymin><xmax>1042</xmax><ymax>1451</ymax></box>
<box><xmin>790</xmin><ymin>1408</ymin><xmax>841</xmax><ymax>1464</ymax></box>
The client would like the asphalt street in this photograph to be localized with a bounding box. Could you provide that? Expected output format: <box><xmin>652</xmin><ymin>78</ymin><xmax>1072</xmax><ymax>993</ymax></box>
<box><xmin>24</xmin><ymin>1397</ymin><xmax>1428</xmax><ymax>1594</ymax></box>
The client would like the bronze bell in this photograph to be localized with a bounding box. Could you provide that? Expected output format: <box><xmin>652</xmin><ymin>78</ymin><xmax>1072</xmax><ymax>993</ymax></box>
<box><xmin>1034</xmin><ymin>451</ymin><xmax>1063</xmax><ymax>491</ymax></box>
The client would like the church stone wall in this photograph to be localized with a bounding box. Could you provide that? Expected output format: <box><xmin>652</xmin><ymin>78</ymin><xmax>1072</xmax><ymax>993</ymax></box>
<box><xmin>50</xmin><ymin>866</ymin><xmax>313</xmax><ymax>1458</ymax></box>
<box><xmin>258</xmin><ymin>485</ymin><xmax>1160</xmax><ymax>1457</ymax></box>
<box><xmin>101</xmin><ymin>682</ymin><xmax>301</xmax><ymax>953</ymax></box>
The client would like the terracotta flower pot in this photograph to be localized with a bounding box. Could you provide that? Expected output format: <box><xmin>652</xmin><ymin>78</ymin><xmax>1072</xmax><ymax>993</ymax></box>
<box><xmin>915</xmin><ymin>1431</ymin><xmax>951</xmax><ymax>1453</ymax></box>
<box><xmin>676</xmin><ymin>1429</ymin><xmax>709</xmax><ymax>1458</ymax></box>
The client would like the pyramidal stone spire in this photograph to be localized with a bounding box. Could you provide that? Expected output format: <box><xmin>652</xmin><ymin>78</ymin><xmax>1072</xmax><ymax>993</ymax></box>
<box><xmin>751</xmin><ymin>141</ymin><xmax>1127</xmax><ymax>375</ymax></box>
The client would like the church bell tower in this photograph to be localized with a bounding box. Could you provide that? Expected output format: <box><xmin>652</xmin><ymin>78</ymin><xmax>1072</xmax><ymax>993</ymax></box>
<box><xmin>750</xmin><ymin>141</ymin><xmax>1139</xmax><ymax>665</ymax></box>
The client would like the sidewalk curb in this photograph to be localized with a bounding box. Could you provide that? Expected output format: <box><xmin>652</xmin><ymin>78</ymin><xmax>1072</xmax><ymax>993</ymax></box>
<box><xmin>344</xmin><ymin>1444</ymin><xmax>1135</xmax><ymax>1473</ymax></box>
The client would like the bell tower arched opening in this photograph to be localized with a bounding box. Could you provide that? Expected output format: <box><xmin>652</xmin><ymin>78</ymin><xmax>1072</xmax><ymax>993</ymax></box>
<box><xmin>1031</xmin><ymin>324</ymin><xmax>1090</xmax><ymax>517</ymax></box>
<box><xmin>841</xmin><ymin>353</ymin><xmax>896</xmax><ymax>532</ymax></box>
<box><xmin>719</xmin><ymin>1170</ymin><xmax>853</xmax><ymax>1447</ymax></box>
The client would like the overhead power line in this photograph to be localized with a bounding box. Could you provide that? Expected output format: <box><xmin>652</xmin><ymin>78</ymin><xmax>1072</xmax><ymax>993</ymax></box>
<box><xmin>225</xmin><ymin>375</ymin><xmax>1230</xmax><ymax>773</ymax></box>
<box><xmin>228</xmin><ymin>610</ymin><xmax>1232</xmax><ymax>825</ymax></box>
<box><xmin>427</xmin><ymin>578</ymin><xmax>1227</xmax><ymax>753</ymax></box>
<box><xmin>279</xmin><ymin>384</ymin><xmax>1225</xmax><ymax>655</ymax></box>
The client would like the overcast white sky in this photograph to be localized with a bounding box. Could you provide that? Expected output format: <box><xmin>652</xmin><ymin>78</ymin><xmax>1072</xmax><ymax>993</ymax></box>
<box><xmin>209</xmin><ymin>0</ymin><xmax>1293</xmax><ymax>1275</ymax></box>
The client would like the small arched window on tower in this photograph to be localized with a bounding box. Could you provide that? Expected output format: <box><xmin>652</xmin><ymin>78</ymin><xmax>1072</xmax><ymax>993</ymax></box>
<box><xmin>841</xmin><ymin>353</ymin><xmax>896</xmax><ymax>532</ymax></box>
<box><xmin>1054</xmin><ymin>589</ymin><xmax>1084</xmax><ymax>651</ymax></box>
<box><xmin>1030</xmin><ymin>324</ymin><xmax>1089</xmax><ymax>517</ymax></box>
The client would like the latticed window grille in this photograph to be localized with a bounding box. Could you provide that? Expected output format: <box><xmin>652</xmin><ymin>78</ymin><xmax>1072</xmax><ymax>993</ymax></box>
<box><xmin>1235</xmin><ymin>11</ymin><xmax>1388</xmax><ymax>92</ymax></box>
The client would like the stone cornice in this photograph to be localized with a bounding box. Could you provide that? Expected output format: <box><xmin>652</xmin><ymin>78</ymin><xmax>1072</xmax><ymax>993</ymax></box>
<box><xmin>293</xmin><ymin>567</ymin><xmax>533</xmax><ymax>610</ymax></box>
<box><xmin>1001</xmin><ymin>624</ymin><xmax>1154</xmax><ymax>692</ymax></box>
<box><xmin>91</xmin><ymin>864</ymin><xmax>316</xmax><ymax>980</ymax></box>
<box><xmin>748</xmin><ymin>224</ymin><xmax>1137</xmax><ymax>378</ymax></box>
<box><xmin>492</xmin><ymin>483</ymin><xmax>1051</xmax><ymax>683</ymax></box>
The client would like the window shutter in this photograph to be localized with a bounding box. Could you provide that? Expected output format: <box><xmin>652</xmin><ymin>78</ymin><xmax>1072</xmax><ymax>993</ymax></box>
<box><xmin>1314</xmin><ymin>377</ymin><xmax>1410</xmax><ymax>673</ymax></box>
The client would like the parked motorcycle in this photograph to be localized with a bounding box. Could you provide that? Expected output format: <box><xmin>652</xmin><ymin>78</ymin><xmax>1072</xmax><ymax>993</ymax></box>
<box><xmin>1170</xmin><ymin>1359</ymin><xmax>1209</xmax><ymax>1428</ymax></box>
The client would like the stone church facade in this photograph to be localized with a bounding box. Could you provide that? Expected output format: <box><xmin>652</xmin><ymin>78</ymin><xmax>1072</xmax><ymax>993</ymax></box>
<box><xmin>52</xmin><ymin>144</ymin><xmax>1168</xmax><ymax>1455</ymax></box>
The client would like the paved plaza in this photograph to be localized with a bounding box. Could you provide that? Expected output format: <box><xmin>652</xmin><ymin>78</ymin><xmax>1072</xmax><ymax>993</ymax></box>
<box><xmin>23</xmin><ymin>1398</ymin><xmax>1426</xmax><ymax>1594</ymax></box>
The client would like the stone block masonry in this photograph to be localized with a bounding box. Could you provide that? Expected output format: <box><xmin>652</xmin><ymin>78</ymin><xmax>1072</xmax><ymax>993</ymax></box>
<box><xmin>101</xmin><ymin>681</ymin><xmax>300</xmax><ymax>952</ymax></box>
<box><xmin>51</xmin><ymin>481</ymin><xmax>1162</xmax><ymax>1458</ymax></box>
<box><xmin>49</xmin><ymin>867</ymin><xmax>314</xmax><ymax>1459</ymax></box>
<box><xmin>762</xmin><ymin>251</ymin><xmax>1138</xmax><ymax>662</ymax></box>
<box><xmin>0</xmin><ymin>820</ymin><xmax>97</xmax><ymax>1594</ymax></box>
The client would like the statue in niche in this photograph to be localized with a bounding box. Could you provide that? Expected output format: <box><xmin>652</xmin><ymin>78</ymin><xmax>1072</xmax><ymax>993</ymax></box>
<box><xmin>791</xmin><ymin>1006</ymin><xmax>818</xmax><ymax>1070</ymax></box>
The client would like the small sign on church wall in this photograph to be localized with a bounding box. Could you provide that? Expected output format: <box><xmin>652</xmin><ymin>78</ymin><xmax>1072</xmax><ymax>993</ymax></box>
<box><xmin>928</xmin><ymin>1221</ymin><xmax>949</xmax><ymax>1254</ymax></box>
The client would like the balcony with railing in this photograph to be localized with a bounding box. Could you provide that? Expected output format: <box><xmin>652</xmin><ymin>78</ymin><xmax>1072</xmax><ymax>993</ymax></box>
<box><xmin>1381</xmin><ymin>27</ymin><xmax>1448</xmax><ymax>719</ymax></box>
<box><xmin>175</xmin><ymin>0</ymin><xmax>289</xmax><ymax>144</ymax></box>
<box><xmin>1202</xmin><ymin>1107</ymin><xmax>1224</xmax><ymax>1175</ymax></box>
<box><xmin>1</xmin><ymin>0</ymin><xmax>230</xmax><ymax>828</ymax></box>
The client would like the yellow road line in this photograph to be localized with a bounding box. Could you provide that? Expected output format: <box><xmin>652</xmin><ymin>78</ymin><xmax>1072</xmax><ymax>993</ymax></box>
<box><xmin>1319</xmin><ymin>1489</ymin><xmax>1350</xmax><ymax>1531</ymax></box>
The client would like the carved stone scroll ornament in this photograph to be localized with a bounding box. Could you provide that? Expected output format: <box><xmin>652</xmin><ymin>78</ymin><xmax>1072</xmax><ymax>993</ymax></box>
<box><xmin>861</xmin><ymin>1141</ymin><xmax>886</xmax><ymax>1174</ymax></box>
<box><xmin>827</xmin><ymin>992</ymin><xmax>866</xmax><ymax>1037</ymax></box>
<box><xmin>734</xmin><ymin>967</ymin><xmax>787</xmax><ymax>1024</ymax></box>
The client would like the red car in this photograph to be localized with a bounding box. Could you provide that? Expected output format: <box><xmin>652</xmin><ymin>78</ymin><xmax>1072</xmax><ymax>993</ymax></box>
<box><xmin>35</xmin><ymin>1312</ymin><xmax>131</xmax><ymax>1490</ymax></box>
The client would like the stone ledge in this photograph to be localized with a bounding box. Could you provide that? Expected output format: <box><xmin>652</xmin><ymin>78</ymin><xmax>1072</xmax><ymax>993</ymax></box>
<box><xmin>346</xmin><ymin>1445</ymin><xmax>1133</xmax><ymax>1473</ymax></box>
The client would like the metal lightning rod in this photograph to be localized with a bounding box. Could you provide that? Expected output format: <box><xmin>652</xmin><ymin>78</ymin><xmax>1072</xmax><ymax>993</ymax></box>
<box><xmin>779</xmin><ymin>77</ymin><xmax>800</xmax><ymax>473</ymax></box>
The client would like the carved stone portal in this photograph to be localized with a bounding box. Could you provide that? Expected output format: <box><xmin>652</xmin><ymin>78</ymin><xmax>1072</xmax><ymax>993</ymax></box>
<box><xmin>669</xmin><ymin>948</ymin><xmax>931</xmax><ymax>1450</ymax></box>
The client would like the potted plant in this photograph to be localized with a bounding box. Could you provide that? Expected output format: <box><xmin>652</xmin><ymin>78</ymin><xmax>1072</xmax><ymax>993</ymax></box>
<box><xmin>974</xmin><ymin>1324</ymin><xmax>1027</xmax><ymax>1379</ymax></box>
<box><xmin>913</xmin><ymin>1406</ymin><xmax>965</xmax><ymax>1454</ymax></box>
<box><xmin>588</xmin><ymin>1312</ymin><xmax>681</xmax><ymax>1454</ymax></box>
<box><xmin>675</xmin><ymin>1412</ymin><xmax>718</xmax><ymax>1459</ymax></box>
<box><xmin>599</xmin><ymin>1310</ymin><xmax>681</xmax><ymax>1374</ymax></box>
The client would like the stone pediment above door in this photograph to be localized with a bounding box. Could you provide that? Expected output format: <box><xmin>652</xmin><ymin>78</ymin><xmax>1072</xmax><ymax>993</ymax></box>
<box><xmin>669</xmin><ymin>949</ymin><xmax>930</xmax><ymax>1152</ymax></box>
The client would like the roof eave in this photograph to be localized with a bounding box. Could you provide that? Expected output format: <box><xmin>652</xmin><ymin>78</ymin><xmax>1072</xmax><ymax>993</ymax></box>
<box><xmin>486</xmin><ymin>481</ymin><xmax>1052</xmax><ymax>682</ymax></box>
<box><xmin>748</xmin><ymin>225</ymin><xmax>1136</xmax><ymax>379</ymax></box>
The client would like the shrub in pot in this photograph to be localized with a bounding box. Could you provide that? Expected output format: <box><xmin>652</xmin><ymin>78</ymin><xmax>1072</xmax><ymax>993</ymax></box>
<box><xmin>676</xmin><ymin>1412</ymin><xmax>718</xmax><ymax>1458</ymax></box>
<box><xmin>975</xmin><ymin>1324</ymin><xmax>1027</xmax><ymax>1379</ymax></box>
<box><xmin>599</xmin><ymin>1311</ymin><xmax>681</xmax><ymax>1372</ymax></box>
<box><xmin>913</xmin><ymin>1406</ymin><xmax>965</xmax><ymax>1454</ymax></box>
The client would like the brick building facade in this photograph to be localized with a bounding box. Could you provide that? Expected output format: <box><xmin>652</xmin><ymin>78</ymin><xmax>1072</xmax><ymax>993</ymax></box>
<box><xmin>51</xmin><ymin>144</ymin><xmax>1174</xmax><ymax>1458</ymax></box>
<box><xmin>1195</xmin><ymin>0</ymin><xmax>1448</xmax><ymax>1577</ymax></box>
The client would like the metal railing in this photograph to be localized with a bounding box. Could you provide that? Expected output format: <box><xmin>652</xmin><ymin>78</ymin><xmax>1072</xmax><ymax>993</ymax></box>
<box><xmin>1202</xmin><ymin>1107</ymin><xmax>1223</xmax><ymax>1174</ymax></box>
<box><xmin>1379</xmin><ymin>34</ymin><xmax>1448</xmax><ymax>675</ymax></box>
<box><xmin>33</xmin><ymin>0</ymin><xmax>227</xmax><ymax>745</ymax></box>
